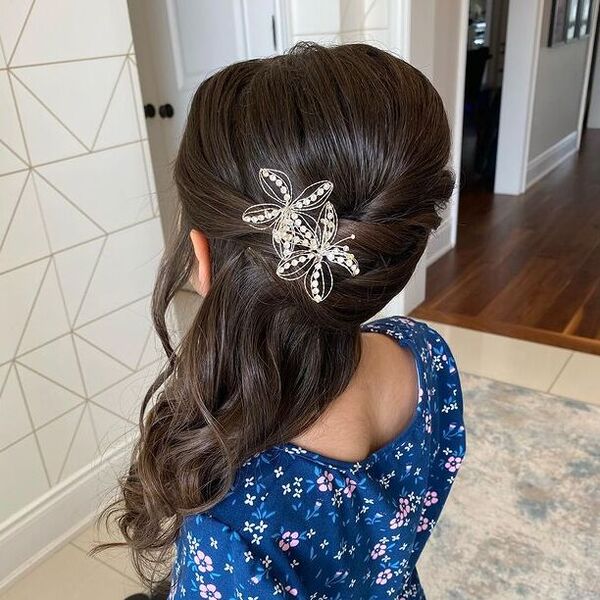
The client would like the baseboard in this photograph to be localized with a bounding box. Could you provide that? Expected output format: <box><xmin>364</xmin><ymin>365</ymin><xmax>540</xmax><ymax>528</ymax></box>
<box><xmin>426</xmin><ymin>220</ymin><xmax>453</xmax><ymax>266</ymax></box>
<box><xmin>526</xmin><ymin>131</ymin><xmax>578</xmax><ymax>189</ymax></box>
<box><xmin>0</xmin><ymin>440</ymin><xmax>133</xmax><ymax>592</ymax></box>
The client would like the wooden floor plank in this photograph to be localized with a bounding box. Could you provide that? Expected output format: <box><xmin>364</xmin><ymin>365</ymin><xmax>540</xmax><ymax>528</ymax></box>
<box><xmin>413</xmin><ymin>130</ymin><xmax>600</xmax><ymax>356</ymax></box>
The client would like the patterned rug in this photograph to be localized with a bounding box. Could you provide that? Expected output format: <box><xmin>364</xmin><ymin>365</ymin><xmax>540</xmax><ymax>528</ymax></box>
<box><xmin>419</xmin><ymin>373</ymin><xmax>600</xmax><ymax>600</ymax></box>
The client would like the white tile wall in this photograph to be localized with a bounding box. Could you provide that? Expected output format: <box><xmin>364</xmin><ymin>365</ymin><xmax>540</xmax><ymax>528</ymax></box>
<box><xmin>0</xmin><ymin>0</ymin><xmax>162</xmax><ymax>526</ymax></box>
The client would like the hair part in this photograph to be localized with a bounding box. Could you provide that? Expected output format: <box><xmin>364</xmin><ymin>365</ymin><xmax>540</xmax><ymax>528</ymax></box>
<box><xmin>94</xmin><ymin>42</ymin><xmax>454</xmax><ymax>589</ymax></box>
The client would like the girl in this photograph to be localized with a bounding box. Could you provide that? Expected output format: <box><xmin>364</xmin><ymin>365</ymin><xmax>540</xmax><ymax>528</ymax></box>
<box><xmin>102</xmin><ymin>43</ymin><xmax>465</xmax><ymax>600</ymax></box>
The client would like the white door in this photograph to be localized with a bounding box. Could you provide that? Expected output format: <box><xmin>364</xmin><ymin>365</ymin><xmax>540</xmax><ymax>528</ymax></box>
<box><xmin>128</xmin><ymin>0</ymin><xmax>281</xmax><ymax>239</ymax></box>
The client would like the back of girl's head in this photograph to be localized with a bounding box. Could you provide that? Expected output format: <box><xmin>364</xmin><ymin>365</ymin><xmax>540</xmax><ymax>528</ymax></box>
<box><xmin>99</xmin><ymin>42</ymin><xmax>454</xmax><ymax>586</ymax></box>
<box><xmin>174</xmin><ymin>42</ymin><xmax>452</xmax><ymax>326</ymax></box>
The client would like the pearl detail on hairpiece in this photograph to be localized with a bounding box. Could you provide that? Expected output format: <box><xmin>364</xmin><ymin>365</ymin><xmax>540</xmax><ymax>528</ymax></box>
<box><xmin>242</xmin><ymin>169</ymin><xmax>360</xmax><ymax>302</ymax></box>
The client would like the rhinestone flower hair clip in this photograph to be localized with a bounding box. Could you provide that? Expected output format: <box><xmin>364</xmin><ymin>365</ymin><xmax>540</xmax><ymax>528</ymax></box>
<box><xmin>242</xmin><ymin>168</ymin><xmax>360</xmax><ymax>303</ymax></box>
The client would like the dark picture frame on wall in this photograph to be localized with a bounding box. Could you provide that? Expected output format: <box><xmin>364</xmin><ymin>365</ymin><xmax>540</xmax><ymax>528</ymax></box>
<box><xmin>577</xmin><ymin>0</ymin><xmax>593</xmax><ymax>37</ymax></box>
<box><xmin>549</xmin><ymin>0</ymin><xmax>595</xmax><ymax>45</ymax></box>
<box><xmin>549</xmin><ymin>0</ymin><xmax>569</xmax><ymax>46</ymax></box>
<box><xmin>565</xmin><ymin>0</ymin><xmax>580</xmax><ymax>41</ymax></box>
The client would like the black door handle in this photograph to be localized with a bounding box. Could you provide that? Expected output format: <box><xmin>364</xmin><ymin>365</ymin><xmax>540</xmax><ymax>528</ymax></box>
<box><xmin>144</xmin><ymin>104</ymin><xmax>156</xmax><ymax>118</ymax></box>
<box><xmin>159</xmin><ymin>104</ymin><xmax>174</xmax><ymax>118</ymax></box>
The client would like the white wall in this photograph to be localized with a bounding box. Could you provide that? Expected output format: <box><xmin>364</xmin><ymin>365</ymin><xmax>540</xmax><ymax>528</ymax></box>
<box><xmin>496</xmin><ymin>0</ymin><xmax>598</xmax><ymax>193</ymax></box>
<box><xmin>588</xmin><ymin>42</ymin><xmax>600</xmax><ymax>128</ymax></box>
<box><xmin>495</xmin><ymin>0</ymin><xmax>545</xmax><ymax>195</ymax></box>
<box><xmin>287</xmin><ymin>0</ymin><xmax>393</xmax><ymax>48</ymax></box>
<box><xmin>529</xmin><ymin>0</ymin><xmax>593</xmax><ymax>158</ymax></box>
<box><xmin>0</xmin><ymin>0</ymin><xmax>163</xmax><ymax>588</ymax></box>
<box><xmin>430</xmin><ymin>0</ymin><xmax>468</xmax><ymax>260</ymax></box>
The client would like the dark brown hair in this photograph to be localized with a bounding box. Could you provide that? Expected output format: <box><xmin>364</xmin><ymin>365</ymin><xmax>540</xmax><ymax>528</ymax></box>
<box><xmin>96</xmin><ymin>42</ymin><xmax>454</xmax><ymax>587</ymax></box>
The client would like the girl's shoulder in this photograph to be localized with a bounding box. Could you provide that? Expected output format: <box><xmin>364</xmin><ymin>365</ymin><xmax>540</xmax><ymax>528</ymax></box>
<box><xmin>362</xmin><ymin>315</ymin><xmax>459</xmax><ymax>381</ymax></box>
<box><xmin>362</xmin><ymin>314</ymin><xmax>446</xmax><ymax>346</ymax></box>
<box><xmin>362</xmin><ymin>315</ymin><xmax>463</xmax><ymax>441</ymax></box>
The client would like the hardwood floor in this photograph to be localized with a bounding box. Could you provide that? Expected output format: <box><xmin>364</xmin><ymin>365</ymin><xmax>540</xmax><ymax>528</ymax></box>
<box><xmin>412</xmin><ymin>130</ymin><xmax>600</xmax><ymax>355</ymax></box>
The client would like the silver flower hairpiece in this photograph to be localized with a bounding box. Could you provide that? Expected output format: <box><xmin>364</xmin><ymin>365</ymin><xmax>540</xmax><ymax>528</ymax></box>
<box><xmin>242</xmin><ymin>168</ymin><xmax>360</xmax><ymax>303</ymax></box>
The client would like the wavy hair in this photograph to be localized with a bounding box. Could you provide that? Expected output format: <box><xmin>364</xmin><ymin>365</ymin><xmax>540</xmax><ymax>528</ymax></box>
<box><xmin>95</xmin><ymin>42</ymin><xmax>454</xmax><ymax>588</ymax></box>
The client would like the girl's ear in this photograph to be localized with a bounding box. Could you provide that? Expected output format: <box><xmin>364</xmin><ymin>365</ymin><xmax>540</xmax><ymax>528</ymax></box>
<box><xmin>189</xmin><ymin>229</ymin><xmax>211</xmax><ymax>296</ymax></box>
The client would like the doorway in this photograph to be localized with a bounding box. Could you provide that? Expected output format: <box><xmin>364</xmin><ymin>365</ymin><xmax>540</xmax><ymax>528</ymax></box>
<box><xmin>461</xmin><ymin>0</ymin><xmax>509</xmax><ymax>192</ymax></box>
<box><xmin>413</xmin><ymin>0</ymin><xmax>600</xmax><ymax>355</ymax></box>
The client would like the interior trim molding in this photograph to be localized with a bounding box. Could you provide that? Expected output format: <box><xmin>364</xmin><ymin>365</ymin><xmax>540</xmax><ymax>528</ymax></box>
<box><xmin>0</xmin><ymin>440</ymin><xmax>132</xmax><ymax>592</ymax></box>
<box><xmin>426</xmin><ymin>220</ymin><xmax>453</xmax><ymax>267</ymax></box>
<box><xmin>526</xmin><ymin>131</ymin><xmax>578</xmax><ymax>189</ymax></box>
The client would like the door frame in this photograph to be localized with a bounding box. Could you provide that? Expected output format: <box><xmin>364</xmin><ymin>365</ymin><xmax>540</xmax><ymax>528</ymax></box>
<box><xmin>494</xmin><ymin>0</ymin><xmax>545</xmax><ymax>195</ymax></box>
<box><xmin>380</xmin><ymin>0</ymin><xmax>468</xmax><ymax>317</ymax></box>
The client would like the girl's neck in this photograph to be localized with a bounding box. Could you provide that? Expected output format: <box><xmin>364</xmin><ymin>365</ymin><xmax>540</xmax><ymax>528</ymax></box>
<box><xmin>288</xmin><ymin>331</ymin><xmax>418</xmax><ymax>462</ymax></box>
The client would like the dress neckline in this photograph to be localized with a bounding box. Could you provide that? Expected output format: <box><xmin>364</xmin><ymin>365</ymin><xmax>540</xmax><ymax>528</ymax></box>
<box><xmin>273</xmin><ymin>318</ymin><xmax>425</xmax><ymax>472</ymax></box>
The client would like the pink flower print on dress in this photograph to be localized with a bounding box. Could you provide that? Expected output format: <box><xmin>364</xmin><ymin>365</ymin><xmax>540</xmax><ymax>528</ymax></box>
<box><xmin>389</xmin><ymin>497</ymin><xmax>411</xmax><ymax>529</ymax></box>
<box><xmin>284</xmin><ymin>585</ymin><xmax>299</xmax><ymax>596</ymax></box>
<box><xmin>445</xmin><ymin>455</ymin><xmax>463</xmax><ymax>473</ymax></box>
<box><xmin>375</xmin><ymin>568</ymin><xmax>393</xmax><ymax>585</ymax></box>
<box><xmin>317</xmin><ymin>470</ymin><xmax>334</xmax><ymax>492</ymax></box>
<box><xmin>417</xmin><ymin>515</ymin><xmax>430</xmax><ymax>533</ymax></box>
<box><xmin>199</xmin><ymin>583</ymin><xmax>222</xmax><ymax>599</ymax></box>
<box><xmin>193</xmin><ymin>549</ymin><xmax>213</xmax><ymax>572</ymax></box>
<box><xmin>343</xmin><ymin>476</ymin><xmax>356</xmax><ymax>498</ymax></box>
<box><xmin>370</xmin><ymin>542</ymin><xmax>387</xmax><ymax>559</ymax></box>
<box><xmin>279</xmin><ymin>530</ymin><xmax>300</xmax><ymax>551</ymax></box>
<box><xmin>424</xmin><ymin>490</ymin><xmax>438</xmax><ymax>507</ymax></box>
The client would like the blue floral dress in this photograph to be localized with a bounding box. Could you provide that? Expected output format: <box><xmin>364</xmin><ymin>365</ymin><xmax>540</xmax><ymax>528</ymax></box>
<box><xmin>168</xmin><ymin>316</ymin><xmax>465</xmax><ymax>600</ymax></box>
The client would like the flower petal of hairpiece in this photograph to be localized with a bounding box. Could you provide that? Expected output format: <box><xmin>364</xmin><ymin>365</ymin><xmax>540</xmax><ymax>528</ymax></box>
<box><xmin>242</xmin><ymin>168</ymin><xmax>333</xmax><ymax>257</ymax></box>
<box><xmin>276</xmin><ymin>201</ymin><xmax>359</xmax><ymax>303</ymax></box>
<box><xmin>242</xmin><ymin>169</ymin><xmax>360</xmax><ymax>303</ymax></box>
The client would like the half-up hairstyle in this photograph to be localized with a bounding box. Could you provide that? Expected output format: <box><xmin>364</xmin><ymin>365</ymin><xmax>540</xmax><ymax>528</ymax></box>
<box><xmin>96</xmin><ymin>42</ymin><xmax>454</xmax><ymax>587</ymax></box>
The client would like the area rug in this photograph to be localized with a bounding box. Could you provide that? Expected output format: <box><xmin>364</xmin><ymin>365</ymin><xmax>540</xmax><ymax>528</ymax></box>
<box><xmin>419</xmin><ymin>373</ymin><xmax>600</xmax><ymax>600</ymax></box>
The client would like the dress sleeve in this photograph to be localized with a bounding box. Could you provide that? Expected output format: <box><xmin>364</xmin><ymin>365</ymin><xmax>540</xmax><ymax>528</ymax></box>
<box><xmin>415</xmin><ymin>323</ymin><xmax>466</xmax><ymax>550</ymax></box>
<box><xmin>168</xmin><ymin>513</ymin><xmax>296</xmax><ymax>600</ymax></box>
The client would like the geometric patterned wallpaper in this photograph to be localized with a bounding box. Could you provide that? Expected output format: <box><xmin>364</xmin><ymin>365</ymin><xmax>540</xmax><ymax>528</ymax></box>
<box><xmin>0</xmin><ymin>0</ymin><xmax>392</xmax><ymax>530</ymax></box>
<box><xmin>0</xmin><ymin>0</ymin><xmax>164</xmax><ymax>526</ymax></box>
